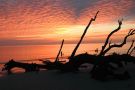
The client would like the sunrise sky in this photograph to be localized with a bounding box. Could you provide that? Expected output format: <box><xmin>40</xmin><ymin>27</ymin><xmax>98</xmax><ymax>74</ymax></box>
<box><xmin>0</xmin><ymin>0</ymin><xmax>135</xmax><ymax>46</ymax></box>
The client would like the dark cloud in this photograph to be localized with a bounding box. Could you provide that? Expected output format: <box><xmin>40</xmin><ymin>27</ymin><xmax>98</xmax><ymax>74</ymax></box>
<box><xmin>60</xmin><ymin>0</ymin><xmax>99</xmax><ymax>17</ymax></box>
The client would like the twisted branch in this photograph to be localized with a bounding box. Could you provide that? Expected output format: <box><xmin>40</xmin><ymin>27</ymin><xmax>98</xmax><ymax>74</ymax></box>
<box><xmin>101</xmin><ymin>29</ymin><xmax>135</xmax><ymax>56</ymax></box>
<box><xmin>99</xmin><ymin>19</ymin><xmax>123</xmax><ymax>56</ymax></box>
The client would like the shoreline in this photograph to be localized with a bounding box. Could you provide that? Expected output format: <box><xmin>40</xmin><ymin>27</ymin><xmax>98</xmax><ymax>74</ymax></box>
<box><xmin>0</xmin><ymin>70</ymin><xmax>135</xmax><ymax>90</ymax></box>
<box><xmin>0</xmin><ymin>54</ymin><xmax>135</xmax><ymax>90</ymax></box>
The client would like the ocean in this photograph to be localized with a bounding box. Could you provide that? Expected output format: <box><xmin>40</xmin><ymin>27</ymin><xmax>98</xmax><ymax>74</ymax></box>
<box><xmin>0</xmin><ymin>43</ymin><xmax>134</xmax><ymax>62</ymax></box>
<box><xmin>0</xmin><ymin>43</ymin><xmax>134</xmax><ymax>76</ymax></box>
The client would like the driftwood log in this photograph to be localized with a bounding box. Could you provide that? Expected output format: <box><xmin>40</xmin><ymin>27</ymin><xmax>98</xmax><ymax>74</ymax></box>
<box><xmin>2</xmin><ymin>11</ymin><xmax>135</xmax><ymax>80</ymax></box>
<box><xmin>69</xmin><ymin>11</ymin><xmax>99</xmax><ymax>61</ymax></box>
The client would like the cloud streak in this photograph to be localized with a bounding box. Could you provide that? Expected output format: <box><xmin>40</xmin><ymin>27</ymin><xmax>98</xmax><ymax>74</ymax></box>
<box><xmin>0</xmin><ymin>0</ymin><xmax>135</xmax><ymax>45</ymax></box>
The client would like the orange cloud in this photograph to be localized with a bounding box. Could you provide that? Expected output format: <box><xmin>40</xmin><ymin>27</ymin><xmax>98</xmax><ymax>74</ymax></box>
<box><xmin>77</xmin><ymin>0</ymin><xmax>135</xmax><ymax>24</ymax></box>
<box><xmin>0</xmin><ymin>0</ymin><xmax>134</xmax><ymax>45</ymax></box>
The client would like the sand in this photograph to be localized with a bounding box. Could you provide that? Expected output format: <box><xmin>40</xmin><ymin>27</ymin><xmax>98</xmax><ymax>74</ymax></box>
<box><xmin>0</xmin><ymin>64</ymin><xmax>135</xmax><ymax>90</ymax></box>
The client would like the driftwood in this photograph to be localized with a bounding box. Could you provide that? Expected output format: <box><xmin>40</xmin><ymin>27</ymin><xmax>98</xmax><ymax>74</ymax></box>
<box><xmin>99</xmin><ymin>19</ymin><xmax>123</xmax><ymax>56</ymax></box>
<box><xmin>60</xmin><ymin>17</ymin><xmax>135</xmax><ymax>80</ymax></box>
<box><xmin>90</xmin><ymin>19</ymin><xmax>135</xmax><ymax>80</ymax></box>
<box><xmin>3</xmin><ymin>50</ymin><xmax>135</xmax><ymax>80</ymax></box>
<box><xmin>101</xmin><ymin>29</ymin><xmax>135</xmax><ymax>56</ymax></box>
<box><xmin>99</xmin><ymin>19</ymin><xmax>135</xmax><ymax>56</ymax></box>
<box><xmin>2</xmin><ymin>11</ymin><xmax>135</xmax><ymax>81</ymax></box>
<box><xmin>69</xmin><ymin>11</ymin><xmax>99</xmax><ymax>60</ymax></box>
<box><xmin>2</xmin><ymin>59</ymin><xmax>41</xmax><ymax>74</ymax></box>
<box><xmin>40</xmin><ymin>39</ymin><xmax>65</xmax><ymax>70</ymax></box>
<box><xmin>2</xmin><ymin>59</ymin><xmax>61</xmax><ymax>74</ymax></box>
<box><xmin>55</xmin><ymin>39</ymin><xmax>64</xmax><ymax>62</ymax></box>
<box><xmin>67</xmin><ymin>53</ymin><xmax>134</xmax><ymax>80</ymax></box>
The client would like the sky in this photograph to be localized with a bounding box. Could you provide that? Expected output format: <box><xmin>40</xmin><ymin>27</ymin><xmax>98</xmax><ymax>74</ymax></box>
<box><xmin>0</xmin><ymin>0</ymin><xmax>135</xmax><ymax>46</ymax></box>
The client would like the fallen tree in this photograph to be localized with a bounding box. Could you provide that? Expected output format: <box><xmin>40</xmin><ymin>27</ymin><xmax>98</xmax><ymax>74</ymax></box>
<box><xmin>61</xmin><ymin>17</ymin><xmax>135</xmax><ymax>80</ymax></box>
<box><xmin>2</xmin><ymin>11</ymin><xmax>135</xmax><ymax>81</ymax></box>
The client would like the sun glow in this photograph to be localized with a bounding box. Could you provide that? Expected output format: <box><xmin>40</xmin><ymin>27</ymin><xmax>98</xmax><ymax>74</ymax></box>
<box><xmin>0</xmin><ymin>0</ymin><xmax>135</xmax><ymax>45</ymax></box>
<box><xmin>56</xmin><ymin>25</ymin><xmax>85</xmax><ymax>35</ymax></box>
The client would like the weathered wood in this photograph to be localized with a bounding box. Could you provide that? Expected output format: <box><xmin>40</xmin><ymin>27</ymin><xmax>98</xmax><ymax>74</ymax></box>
<box><xmin>101</xmin><ymin>29</ymin><xmax>135</xmax><ymax>56</ymax></box>
<box><xmin>2</xmin><ymin>60</ymin><xmax>41</xmax><ymax>74</ymax></box>
<box><xmin>99</xmin><ymin>19</ymin><xmax>123</xmax><ymax>56</ymax></box>
<box><xmin>99</xmin><ymin>19</ymin><xmax>135</xmax><ymax>56</ymax></box>
<box><xmin>69</xmin><ymin>11</ymin><xmax>99</xmax><ymax>60</ymax></box>
<box><xmin>55</xmin><ymin>39</ymin><xmax>64</xmax><ymax>62</ymax></box>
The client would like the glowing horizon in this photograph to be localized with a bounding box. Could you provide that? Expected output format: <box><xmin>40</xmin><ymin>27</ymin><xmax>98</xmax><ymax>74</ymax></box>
<box><xmin>0</xmin><ymin>0</ymin><xmax>135</xmax><ymax>46</ymax></box>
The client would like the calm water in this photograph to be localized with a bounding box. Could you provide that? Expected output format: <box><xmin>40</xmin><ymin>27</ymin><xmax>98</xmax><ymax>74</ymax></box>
<box><xmin>0</xmin><ymin>43</ymin><xmax>133</xmax><ymax>63</ymax></box>
<box><xmin>0</xmin><ymin>43</ymin><xmax>134</xmax><ymax>76</ymax></box>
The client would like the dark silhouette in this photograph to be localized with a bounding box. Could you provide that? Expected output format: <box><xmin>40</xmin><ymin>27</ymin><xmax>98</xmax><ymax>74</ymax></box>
<box><xmin>69</xmin><ymin>11</ymin><xmax>99</xmax><ymax>61</ymax></box>
<box><xmin>55</xmin><ymin>39</ymin><xmax>64</xmax><ymax>62</ymax></box>
<box><xmin>2</xmin><ymin>59</ymin><xmax>40</xmax><ymax>74</ymax></box>
<box><xmin>99</xmin><ymin>20</ymin><xmax>135</xmax><ymax>56</ymax></box>
<box><xmin>40</xmin><ymin>39</ymin><xmax>65</xmax><ymax>70</ymax></box>
<box><xmin>2</xmin><ymin>11</ymin><xmax>135</xmax><ymax>81</ymax></box>
<box><xmin>61</xmin><ymin>53</ymin><xmax>97</xmax><ymax>72</ymax></box>
<box><xmin>60</xmin><ymin>18</ymin><xmax>135</xmax><ymax>80</ymax></box>
<box><xmin>99</xmin><ymin>19</ymin><xmax>123</xmax><ymax>56</ymax></box>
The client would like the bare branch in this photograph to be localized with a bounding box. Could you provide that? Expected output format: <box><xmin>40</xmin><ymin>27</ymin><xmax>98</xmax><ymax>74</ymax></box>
<box><xmin>55</xmin><ymin>39</ymin><xmax>64</xmax><ymax>62</ymax></box>
<box><xmin>127</xmin><ymin>40</ymin><xmax>134</xmax><ymax>55</ymax></box>
<box><xmin>69</xmin><ymin>11</ymin><xmax>99</xmax><ymax>60</ymax></box>
<box><xmin>101</xmin><ymin>29</ymin><xmax>135</xmax><ymax>55</ymax></box>
<box><xmin>99</xmin><ymin>19</ymin><xmax>123</xmax><ymax>56</ymax></box>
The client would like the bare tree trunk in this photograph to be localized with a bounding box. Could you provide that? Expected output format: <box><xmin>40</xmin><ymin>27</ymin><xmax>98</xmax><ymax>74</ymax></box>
<box><xmin>69</xmin><ymin>11</ymin><xmax>99</xmax><ymax>60</ymax></box>
<box><xmin>55</xmin><ymin>39</ymin><xmax>64</xmax><ymax>62</ymax></box>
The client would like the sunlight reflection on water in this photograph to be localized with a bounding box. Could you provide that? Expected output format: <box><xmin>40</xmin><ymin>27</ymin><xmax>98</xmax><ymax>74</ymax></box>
<box><xmin>0</xmin><ymin>43</ymin><xmax>134</xmax><ymax>77</ymax></box>
<box><xmin>0</xmin><ymin>43</ymin><xmax>133</xmax><ymax>62</ymax></box>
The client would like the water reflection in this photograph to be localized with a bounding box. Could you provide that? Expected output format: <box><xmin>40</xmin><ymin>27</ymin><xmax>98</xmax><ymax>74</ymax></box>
<box><xmin>0</xmin><ymin>43</ymin><xmax>134</xmax><ymax>62</ymax></box>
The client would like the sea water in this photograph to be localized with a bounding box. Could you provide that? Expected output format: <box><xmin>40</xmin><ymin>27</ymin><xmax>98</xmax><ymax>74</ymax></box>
<box><xmin>0</xmin><ymin>43</ymin><xmax>134</xmax><ymax>76</ymax></box>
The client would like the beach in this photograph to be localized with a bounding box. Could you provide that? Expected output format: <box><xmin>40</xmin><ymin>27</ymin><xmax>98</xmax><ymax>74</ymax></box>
<box><xmin>0</xmin><ymin>0</ymin><xmax>135</xmax><ymax>90</ymax></box>
<box><xmin>0</xmin><ymin>43</ymin><xmax>134</xmax><ymax>90</ymax></box>
<box><xmin>0</xmin><ymin>63</ymin><xmax>135</xmax><ymax>90</ymax></box>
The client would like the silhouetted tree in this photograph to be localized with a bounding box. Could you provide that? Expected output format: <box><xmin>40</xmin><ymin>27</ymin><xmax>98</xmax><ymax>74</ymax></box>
<box><xmin>69</xmin><ymin>11</ymin><xmax>99</xmax><ymax>60</ymax></box>
<box><xmin>99</xmin><ymin>19</ymin><xmax>135</xmax><ymax>56</ymax></box>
